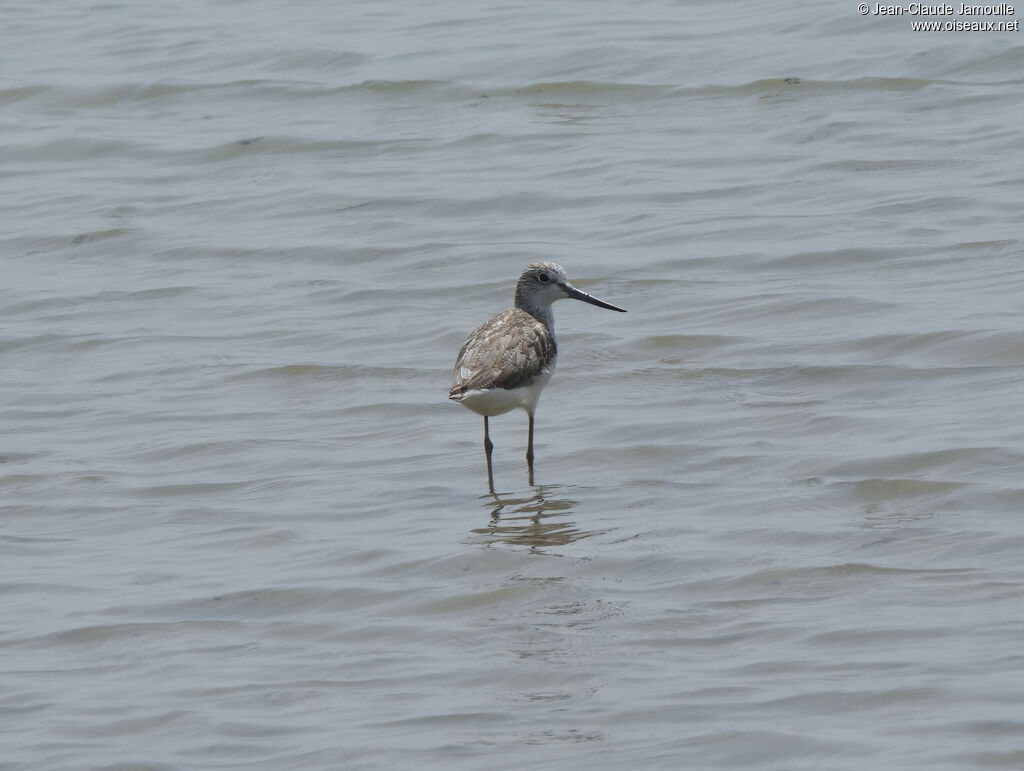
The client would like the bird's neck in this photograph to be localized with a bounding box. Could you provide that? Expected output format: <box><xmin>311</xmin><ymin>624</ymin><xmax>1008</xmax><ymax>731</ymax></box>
<box><xmin>515</xmin><ymin>297</ymin><xmax>555</xmax><ymax>332</ymax></box>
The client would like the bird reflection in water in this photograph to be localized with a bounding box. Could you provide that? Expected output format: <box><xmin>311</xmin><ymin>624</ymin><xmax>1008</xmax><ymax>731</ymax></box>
<box><xmin>471</xmin><ymin>485</ymin><xmax>601</xmax><ymax>550</ymax></box>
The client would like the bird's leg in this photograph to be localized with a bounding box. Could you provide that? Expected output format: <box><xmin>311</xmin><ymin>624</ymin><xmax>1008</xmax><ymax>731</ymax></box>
<box><xmin>484</xmin><ymin>416</ymin><xmax>495</xmax><ymax>493</ymax></box>
<box><xmin>526</xmin><ymin>414</ymin><xmax>535</xmax><ymax>485</ymax></box>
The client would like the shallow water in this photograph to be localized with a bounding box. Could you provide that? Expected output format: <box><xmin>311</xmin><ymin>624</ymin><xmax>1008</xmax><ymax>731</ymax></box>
<box><xmin>3</xmin><ymin>0</ymin><xmax>1024</xmax><ymax>768</ymax></box>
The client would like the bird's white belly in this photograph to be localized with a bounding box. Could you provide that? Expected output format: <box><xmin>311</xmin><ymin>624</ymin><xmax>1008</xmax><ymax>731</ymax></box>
<box><xmin>454</xmin><ymin>369</ymin><xmax>553</xmax><ymax>417</ymax></box>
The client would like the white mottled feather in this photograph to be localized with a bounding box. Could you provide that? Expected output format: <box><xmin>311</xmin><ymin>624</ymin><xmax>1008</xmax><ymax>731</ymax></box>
<box><xmin>449</xmin><ymin>308</ymin><xmax>556</xmax><ymax>417</ymax></box>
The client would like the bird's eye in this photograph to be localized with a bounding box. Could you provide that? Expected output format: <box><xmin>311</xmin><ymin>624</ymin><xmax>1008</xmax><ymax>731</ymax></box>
<box><xmin>538</xmin><ymin>272</ymin><xmax>550</xmax><ymax>283</ymax></box>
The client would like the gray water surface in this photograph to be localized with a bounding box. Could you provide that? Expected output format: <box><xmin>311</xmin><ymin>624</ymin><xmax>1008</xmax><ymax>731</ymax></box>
<box><xmin>3</xmin><ymin>1</ymin><xmax>1024</xmax><ymax>768</ymax></box>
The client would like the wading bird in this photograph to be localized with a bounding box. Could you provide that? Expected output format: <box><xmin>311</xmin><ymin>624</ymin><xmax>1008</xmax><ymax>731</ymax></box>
<box><xmin>449</xmin><ymin>262</ymin><xmax>626</xmax><ymax>490</ymax></box>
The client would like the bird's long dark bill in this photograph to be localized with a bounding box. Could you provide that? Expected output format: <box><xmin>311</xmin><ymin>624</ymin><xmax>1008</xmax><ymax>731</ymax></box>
<box><xmin>562</xmin><ymin>284</ymin><xmax>627</xmax><ymax>312</ymax></box>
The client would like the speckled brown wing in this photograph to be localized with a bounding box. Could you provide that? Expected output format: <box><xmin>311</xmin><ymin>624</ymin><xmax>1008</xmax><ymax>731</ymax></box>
<box><xmin>449</xmin><ymin>309</ymin><xmax>556</xmax><ymax>398</ymax></box>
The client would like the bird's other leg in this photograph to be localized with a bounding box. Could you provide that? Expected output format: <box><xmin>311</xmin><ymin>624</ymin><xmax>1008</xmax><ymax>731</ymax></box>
<box><xmin>484</xmin><ymin>416</ymin><xmax>495</xmax><ymax>493</ymax></box>
<box><xmin>526</xmin><ymin>414</ymin><xmax>535</xmax><ymax>485</ymax></box>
